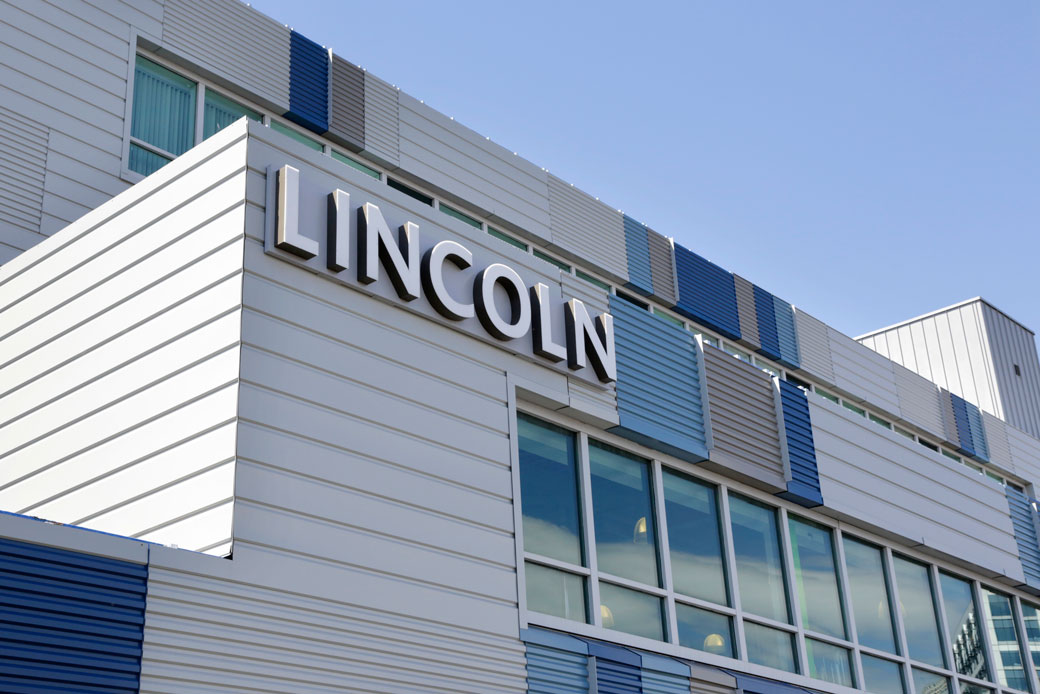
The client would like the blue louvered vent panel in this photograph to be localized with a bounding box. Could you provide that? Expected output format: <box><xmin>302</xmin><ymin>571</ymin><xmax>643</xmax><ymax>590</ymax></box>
<box><xmin>610</xmin><ymin>296</ymin><xmax>709</xmax><ymax>463</ymax></box>
<box><xmin>287</xmin><ymin>31</ymin><xmax>329</xmax><ymax>134</ymax></box>
<box><xmin>778</xmin><ymin>380</ymin><xmax>823</xmax><ymax>507</ymax></box>
<box><xmin>641</xmin><ymin>669</ymin><xmax>689</xmax><ymax>694</ymax></box>
<box><xmin>772</xmin><ymin>296</ymin><xmax>800</xmax><ymax>370</ymax></box>
<box><xmin>673</xmin><ymin>244</ymin><xmax>741</xmax><ymax>341</ymax></box>
<box><xmin>753</xmin><ymin>285</ymin><xmax>782</xmax><ymax>362</ymax></box>
<box><xmin>965</xmin><ymin>400</ymin><xmax>989</xmax><ymax>462</ymax></box>
<box><xmin>949</xmin><ymin>393</ymin><xmax>978</xmax><ymax>459</ymax></box>
<box><xmin>623</xmin><ymin>215</ymin><xmax>654</xmax><ymax>296</ymax></box>
<box><xmin>526</xmin><ymin>643</ymin><xmax>590</xmax><ymax>694</ymax></box>
<box><xmin>1006</xmin><ymin>488</ymin><xmax>1040</xmax><ymax>588</ymax></box>
<box><xmin>596</xmin><ymin>660</ymin><xmax>642</xmax><ymax>694</ymax></box>
<box><xmin>0</xmin><ymin>537</ymin><xmax>147</xmax><ymax>694</ymax></box>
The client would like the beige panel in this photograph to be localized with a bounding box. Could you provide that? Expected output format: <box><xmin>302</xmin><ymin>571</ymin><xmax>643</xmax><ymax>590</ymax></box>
<box><xmin>547</xmin><ymin>174</ymin><xmax>627</xmax><ymax>282</ymax></box>
<box><xmin>793</xmin><ymin>307</ymin><xmax>834</xmax><ymax>384</ymax></box>
<box><xmin>732</xmin><ymin>274</ymin><xmax>760</xmax><ymax>352</ymax></box>
<box><xmin>363</xmin><ymin>71</ymin><xmax>399</xmax><ymax>168</ymax></box>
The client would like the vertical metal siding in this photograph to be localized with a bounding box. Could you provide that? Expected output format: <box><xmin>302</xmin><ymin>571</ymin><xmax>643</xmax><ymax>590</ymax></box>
<box><xmin>647</xmin><ymin>230</ymin><xmax>676</xmax><ymax>305</ymax></box>
<box><xmin>965</xmin><ymin>400</ymin><xmax>989</xmax><ymax>462</ymax></box>
<box><xmin>983</xmin><ymin>303</ymin><xmax>1040</xmax><ymax>439</ymax></box>
<box><xmin>793</xmin><ymin>308</ymin><xmax>835</xmax><ymax>384</ymax></box>
<box><xmin>547</xmin><ymin>174</ymin><xmax>628</xmax><ymax>282</ymax></box>
<box><xmin>526</xmin><ymin>643</ymin><xmax>590</xmax><ymax>694</ymax></box>
<box><xmin>772</xmin><ymin>296</ymin><xmax>800</xmax><ymax>370</ymax></box>
<box><xmin>1006</xmin><ymin>488</ymin><xmax>1040</xmax><ymax>588</ymax></box>
<box><xmin>753</xmin><ymin>284</ymin><xmax>781</xmax><ymax>361</ymax></box>
<box><xmin>362</xmin><ymin>71</ymin><xmax>400</xmax><ymax>168</ymax></box>
<box><xmin>0</xmin><ymin>537</ymin><xmax>146</xmax><ymax>694</ymax></box>
<box><xmin>672</xmin><ymin>244</ymin><xmax>741</xmax><ymax>341</ymax></box>
<box><xmin>328</xmin><ymin>53</ymin><xmax>364</xmax><ymax>150</ymax></box>
<box><xmin>0</xmin><ymin>105</ymin><xmax>47</xmax><ymax>246</ymax></box>
<box><xmin>609</xmin><ymin>297</ymin><xmax>708</xmax><ymax>463</ymax></box>
<box><xmin>778</xmin><ymin>380</ymin><xmax>823</xmax><ymax>507</ymax></box>
<box><xmin>732</xmin><ymin>274</ymin><xmax>761</xmax><ymax>351</ymax></box>
<box><xmin>623</xmin><ymin>214</ymin><xmax>653</xmax><ymax>296</ymax></box>
<box><xmin>286</xmin><ymin>31</ymin><xmax>329</xmax><ymax>134</ymax></box>
<box><xmin>950</xmin><ymin>392</ymin><xmax>977</xmax><ymax>458</ymax></box>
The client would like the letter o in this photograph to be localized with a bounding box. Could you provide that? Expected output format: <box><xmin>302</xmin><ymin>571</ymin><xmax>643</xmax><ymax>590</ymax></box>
<box><xmin>473</xmin><ymin>264</ymin><xmax>531</xmax><ymax>341</ymax></box>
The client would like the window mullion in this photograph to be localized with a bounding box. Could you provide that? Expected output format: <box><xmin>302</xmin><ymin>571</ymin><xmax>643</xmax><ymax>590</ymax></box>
<box><xmin>1012</xmin><ymin>594</ymin><xmax>1040</xmax><ymax>694</ymax></box>
<box><xmin>777</xmin><ymin>506</ymin><xmax>809</xmax><ymax>675</ymax></box>
<box><xmin>651</xmin><ymin>458</ymin><xmax>678</xmax><ymax>645</ymax></box>
<box><xmin>972</xmin><ymin>579</ymin><xmax>998</xmax><ymax>691</ymax></box>
<box><xmin>930</xmin><ymin>564</ymin><xmax>955</xmax><ymax>674</ymax></box>
<box><xmin>128</xmin><ymin>137</ymin><xmax>178</xmax><ymax>161</ymax></box>
<box><xmin>833</xmin><ymin>529</ymin><xmax>863</xmax><ymax>688</ymax></box>
<box><xmin>194</xmin><ymin>82</ymin><xmax>205</xmax><ymax>145</ymax></box>
<box><xmin>577</xmin><ymin>431</ymin><xmax>600</xmax><ymax>627</ymax></box>
<box><xmin>884</xmin><ymin>546</ymin><xmax>915</xmax><ymax>692</ymax></box>
<box><xmin>718</xmin><ymin>486</ymin><xmax>746</xmax><ymax>660</ymax></box>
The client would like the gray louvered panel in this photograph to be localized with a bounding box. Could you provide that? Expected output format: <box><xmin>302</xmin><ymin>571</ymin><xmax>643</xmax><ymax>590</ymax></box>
<box><xmin>893</xmin><ymin>362</ymin><xmax>944</xmax><ymax>435</ymax></box>
<box><xmin>983</xmin><ymin>412</ymin><xmax>1012</xmax><ymax>472</ymax></box>
<box><xmin>362</xmin><ymin>71</ymin><xmax>399</xmax><ymax>168</ymax></box>
<box><xmin>328</xmin><ymin>54</ymin><xmax>364</xmax><ymax>151</ymax></box>
<box><xmin>702</xmin><ymin>345</ymin><xmax>786</xmax><ymax>492</ymax></box>
<box><xmin>732</xmin><ymin>274</ymin><xmax>760</xmax><ymax>351</ymax></box>
<box><xmin>828</xmin><ymin>326</ymin><xmax>900</xmax><ymax>414</ymax></box>
<box><xmin>939</xmin><ymin>388</ymin><xmax>959</xmax><ymax>446</ymax></box>
<box><xmin>793</xmin><ymin>307</ymin><xmax>834</xmax><ymax>384</ymax></box>
<box><xmin>547</xmin><ymin>174</ymin><xmax>627</xmax><ymax>282</ymax></box>
<box><xmin>0</xmin><ymin>104</ymin><xmax>47</xmax><ymax>242</ymax></box>
<box><xmin>647</xmin><ymin>228</ymin><xmax>676</xmax><ymax>304</ymax></box>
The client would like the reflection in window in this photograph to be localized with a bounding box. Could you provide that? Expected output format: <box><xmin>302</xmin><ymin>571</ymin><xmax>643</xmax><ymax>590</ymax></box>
<box><xmin>806</xmin><ymin>638</ymin><xmax>853</xmax><ymax>687</ymax></box>
<box><xmin>203</xmin><ymin>88</ymin><xmax>261</xmax><ymax>139</ymax></box>
<box><xmin>676</xmin><ymin>603</ymin><xmax>733</xmax><ymax>658</ymax></box>
<box><xmin>1021</xmin><ymin>602</ymin><xmax>1040</xmax><ymax>683</ymax></box>
<box><xmin>912</xmin><ymin>668</ymin><xmax>950</xmax><ymax>694</ymax></box>
<box><xmin>844</xmin><ymin>537</ymin><xmax>898</xmax><ymax>653</ymax></box>
<box><xmin>525</xmin><ymin>562</ymin><xmax>586</xmax><ymax>623</ymax></box>
<box><xmin>130</xmin><ymin>56</ymin><xmax>196</xmax><ymax>175</ymax></box>
<box><xmin>599</xmin><ymin>582</ymin><xmax>663</xmax><ymax>641</ymax></box>
<box><xmin>861</xmin><ymin>654</ymin><xmax>906</xmax><ymax>694</ymax></box>
<box><xmin>517</xmin><ymin>415</ymin><xmax>583</xmax><ymax>565</ymax></box>
<box><xmin>663</xmin><ymin>470</ymin><xmax>727</xmax><ymax>605</ymax></box>
<box><xmin>893</xmin><ymin>556</ymin><xmax>945</xmax><ymax>667</ymax></box>
<box><xmin>789</xmin><ymin>517</ymin><xmax>845</xmax><ymax>638</ymax></box>
<box><xmin>744</xmin><ymin>621</ymin><xmax>797</xmax><ymax>673</ymax></box>
<box><xmin>589</xmin><ymin>442</ymin><xmax>659</xmax><ymax>587</ymax></box>
<box><xmin>730</xmin><ymin>495</ymin><xmax>789</xmax><ymax>623</ymax></box>
<box><xmin>981</xmin><ymin>588</ymin><xmax>1029</xmax><ymax>691</ymax></box>
<box><xmin>960</xmin><ymin>685</ymin><xmax>993</xmax><ymax>694</ymax></box>
<box><xmin>939</xmin><ymin>573</ymin><xmax>990</xmax><ymax>683</ymax></box>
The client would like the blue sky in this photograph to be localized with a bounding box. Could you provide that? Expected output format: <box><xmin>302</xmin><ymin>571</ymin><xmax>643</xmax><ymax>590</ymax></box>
<box><xmin>249</xmin><ymin>0</ymin><xmax>1040</xmax><ymax>338</ymax></box>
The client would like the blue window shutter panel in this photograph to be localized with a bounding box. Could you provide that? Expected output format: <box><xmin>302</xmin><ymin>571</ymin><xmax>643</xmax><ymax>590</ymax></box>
<box><xmin>672</xmin><ymin>244</ymin><xmax>741</xmax><ymax>341</ymax></box>
<box><xmin>753</xmin><ymin>285</ymin><xmax>782</xmax><ymax>362</ymax></box>
<box><xmin>949</xmin><ymin>393</ymin><xmax>977</xmax><ymax>458</ymax></box>
<box><xmin>623</xmin><ymin>215</ymin><xmax>654</xmax><ymax>296</ymax></box>
<box><xmin>965</xmin><ymin>400</ymin><xmax>989</xmax><ymax>462</ymax></box>
<box><xmin>525</xmin><ymin>642</ymin><xmax>591</xmax><ymax>694</ymax></box>
<box><xmin>287</xmin><ymin>31</ymin><xmax>329</xmax><ymax>133</ymax></box>
<box><xmin>609</xmin><ymin>296</ymin><xmax>709</xmax><ymax>463</ymax></box>
<box><xmin>585</xmin><ymin>640</ymin><xmax>642</xmax><ymax>694</ymax></box>
<box><xmin>0</xmin><ymin>537</ymin><xmax>147</xmax><ymax>694</ymax></box>
<box><xmin>777</xmin><ymin>381</ymin><xmax>824</xmax><ymax>507</ymax></box>
<box><xmin>772</xmin><ymin>295</ymin><xmax>800</xmax><ymax>370</ymax></box>
<box><xmin>1006</xmin><ymin>488</ymin><xmax>1040</xmax><ymax>589</ymax></box>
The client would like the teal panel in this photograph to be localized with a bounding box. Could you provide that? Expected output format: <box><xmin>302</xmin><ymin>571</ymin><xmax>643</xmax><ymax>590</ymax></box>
<box><xmin>772</xmin><ymin>295</ymin><xmax>800</xmax><ymax>370</ymax></box>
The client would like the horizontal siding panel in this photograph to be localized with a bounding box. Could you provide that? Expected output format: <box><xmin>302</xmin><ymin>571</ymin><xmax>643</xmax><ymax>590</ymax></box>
<box><xmin>983</xmin><ymin>411</ymin><xmax>1013</xmax><ymax>472</ymax></box>
<box><xmin>794</xmin><ymin>307</ymin><xmax>834</xmax><ymax>384</ymax></box>
<box><xmin>966</xmin><ymin>399</ymin><xmax>989</xmax><ymax>461</ymax></box>
<box><xmin>673</xmin><ymin>244</ymin><xmax>740</xmax><ymax>341</ymax></box>
<box><xmin>1005</xmin><ymin>488</ymin><xmax>1040</xmax><ymax>584</ymax></box>
<box><xmin>362</xmin><ymin>71</ymin><xmax>399</xmax><ymax>167</ymax></box>
<box><xmin>647</xmin><ymin>229</ymin><xmax>676</xmax><ymax>305</ymax></box>
<box><xmin>773</xmin><ymin>295</ymin><xmax>800</xmax><ymax>370</ymax></box>
<box><xmin>0</xmin><ymin>103</ymin><xmax>46</xmax><ymax>238</ymax></box>
<box><xmin>893</xmin><ymin>362</ymin><xmax>944</xmax><ymax>435</ymax></box>
<box><xmin>1007</xmin><ymin>424</ymin><xmax>1040</xmax><ymax>486</ymax></box>
<box><xmin>286</xmin><ymin>30</ymin><xmax>328</xmax><ymax>133</ymax></box>
<box><xmin>753</xmin><ymin>284</ymin><xmax>781</xmax><ymax>361</ymax></box>
<box><xmin>623</xmin><ymin>214</ymin><xmax>653</xmax><ymax>295</ymax></box>
<box><xmin>778</xmin><ymin>380</ymin><xmax>822</xmax><ymax>507</ymax></box>
<box><xmin>547</xmin><ymin>173</ymin><xmax>627</xmax><ymax>281</ymax></box>
<box><xmin>526</xmin><ymin>642</ymin><xmax>589</xmax><ymax>694</ymax></box>
<box><xmin>827</xmin><ymin>327</ymin><xmax>900</xmax><ymax>414</ymax></box>
<box><xmin>328</xmin><ymin>53</ymin><xmax>364</xmax><ymax>149</ymax></box>
<box><xmin>732</xmin><ymin>274</ymin><xmax>760</xmax><ymax>351</ymax></box>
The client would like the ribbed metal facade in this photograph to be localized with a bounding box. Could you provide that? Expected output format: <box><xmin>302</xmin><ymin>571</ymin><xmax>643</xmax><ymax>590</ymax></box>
<box><xmin>778</xmin><ymin>380</ymin><xmax>823</xmax><ymax>507</ymax></box>
<box><xmin>287</xmin><ymin>30</ymin><xmax>329</xmax><ymax>134</ymax></box>
<box><xmin>732</xmin><ymin>274</ymin><xmax>761</xmax><ymax>351</ymax></box>
<box><xmin>328</xmin><ymin>54</ymin><xmax>365</xmax><ymax>150</ymax></box>
<box><xmin>673</xmin><ymin>244</ymin><xmax>741</xmax><ymax>341</ymax></box>
<box><xmin>623</xmin><ymin>215</ymin><xmax>653</xmax><ymax>296</ymax></box>
<box><xmin>753</xmin><ymin>284</ymin><xmax>782</xmax><ymax>362</ymax></box>
<box><xmin>1006</xmin><ymin>488</ymin><xmax>1040</xmax><ymax>588</ymax></box>
<box><xmin>772</xmin><ymin>295</ymin><xmax>800</xmax><ymax>370</ymax></box>
<box><xmin>647</xmin><ymin>230</ymin><xmax>677</xmax><ymax>305</ymax></box>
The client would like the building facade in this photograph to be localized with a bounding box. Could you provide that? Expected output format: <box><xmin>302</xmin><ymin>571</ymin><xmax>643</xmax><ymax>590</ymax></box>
<box><xmin>1</xmin><ymin>2</ymin><xmax>1040</xmax><ymax>694</ymax></box>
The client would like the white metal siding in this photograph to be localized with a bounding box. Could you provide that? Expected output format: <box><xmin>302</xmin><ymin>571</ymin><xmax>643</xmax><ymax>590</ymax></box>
<box><xmin>793</xmin><ymin>307</ymin><xmax>834</xmax><ymax>384</ymax></box>
<box><xmin>561</xmin><ymin>272</ymin><xmax>618</xmax><ymax>426</ymax></box>
<box><xmin>983</xmin><ymin>303</ymin><xmax>1040</xmax><ymax>439</ymax></box>
<box><xmin>0</xmin><ymin>104</ymin><xmax>47</xmax><ymax>257</ymax></box>
<box><xmin>547</xmin><ymin>174</ymin><xmax>628</xmax><ymax>283</ymax></box>
<box><xmin>363</xmin><ymin>71</ymin><xmax>400</xmax><ymax>168</ymax></box>
<box><xmin>828</xmin><ymin>327</ymin><xmax>900</xmax><ymax>414</ymax></box>
<box><xmin>892</xmin><ymin>362</ymin><xmax>944</xmax><ymax>435</ymax></box>
<box><xmin>983</xmin><ymin>411</ymin><xmax>1013</xmax><ymax>474</ymax></box>
<box><xmin>1008</xmin><ymin>423</ymin><xmax>1040</xmax><ymax>488</ymax></box>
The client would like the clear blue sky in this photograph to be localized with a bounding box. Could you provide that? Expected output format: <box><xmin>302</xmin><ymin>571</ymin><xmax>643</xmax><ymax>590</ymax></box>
<box><xmin>249</xmin><ymin>0</ymin><xmax>1039</xmax><ymax>339</ymax></box>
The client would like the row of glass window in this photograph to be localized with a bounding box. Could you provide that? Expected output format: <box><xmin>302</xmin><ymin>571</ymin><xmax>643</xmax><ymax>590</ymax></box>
<box><xmin>518</xmin><ymin>413</ymin><xmax>1040</xmax><ymax>694</ymax></box>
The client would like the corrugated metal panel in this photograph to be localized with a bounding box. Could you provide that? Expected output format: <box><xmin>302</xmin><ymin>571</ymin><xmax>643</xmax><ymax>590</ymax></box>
<box><xmin>562</xmin><ymin>273</ymin><xmax>618</xmax><ymax>425</ymax></box>
<box><xmin>732</xmin><ymin>274</ymin><xmax>760</xmax><ymax>351</ymax></box>
<box><xmin>586</xmin><ymin>641</ymin><xmax>641</xmax><ymax>694</ymax></box>
<box><xmin>939</xmin><ymin>388</ymin><xmax>960</xmax><ymax>445</ymax></box>
<box><xmin>362</xmin><ymin>71</ymin><xmax>399</xmax><ymax>168</ymax></box>
<box><xmin>526</xmin><ymin>643</ymin><xmax>590</xmax><ymax>694</ymax></box>
<box><xmin>0</xmin><ymin>536</ymin><xmax>146</xmax><ymax>694</ymax></box>
<box><xmin>328</xmin><ymin>53</ymin><xmax>364</xmax><ymax>150</ymax></box>
<box><xmin>778</xmin><ymin>380</ymin><xmax>823</xmax><ymax>507</ymax></box>
<box><xmin>673</xmin><ymin>244</ymin><xmax>741</xmax><ymax>341</ymax></box>
<box><xmin>641</xmin><ymin>668</ymin><xmax>690</xmax><ymax>694</ymax></box>
<box><xmin>162</xmin><ymin>0</ymin><xmax>291</xmax><ymax>110</ymax></box>
<box><xmin>753</xmin><ymin>284</ymin><xmax>781</xmax><ymax>361</ymax></box>
<box><xmin>982</xmin><ymin>302</ymin><xmax>1040</xmax><ymax>439</ymax></box>
<box><xmin>623</xmin><ymin>214</ymin><xmax>653</xmax><ymax>296</ymax></box>
<box><xmin>1007</xmin><ymin>424</ymin><xmax>1040</xmax><ymax>487</ymax></box>
<box><xmin>965</xmin><ymin>399</ymin><xmax>989</xmax><ymax>462</ymax></box>
<box><xmin>893</xmin><ymin>363</ymin><xmax>944</xmax><ymax>435</ymax></box>
<box><xmin>983</xmin><ymin>412</ymin><xmax>1013</xmax><ymax>472</ymax></box>
<box><xmin>547</xmin><ymin>174</ymin><xmax>628</xmax><ymax>282</ymax></box>
<box><xmin>950</xmin><ymin>392</ymin><xmax>977</xmax><ymax>457</ymax></box>
<box><xmin>1006</xmin><ymin>488</ymin><xmax>1040</xmax><ymax>588</ymax></box>
<box><xmin>827</xmin><ymin>327</ymin><xmax>900</xmax><ymax>414</ymax></box>
<box><xmin>647</xmin><ymin>230</ymin><xmax>676</xmax><ymax>305</ymax></box>
<box><xmin>609</xmin><ymin>297</ymin><xmax>707</xmax><ymax>462</ymax></box>
<box><xmin>793</xmin><ymin>308</ymin><xmax>834</xmax><ymax>384</ymax></box>
<box><xmin>772</xmin><ymin>295</ymin><xmax>800</xmax><ymax>370</ymax></box>
<box><xmin>702</xmin><ymin>345</ymin><xmax>786</xmax><ymax>492</ymax></box>
<box><xmin>0</xmin><ymin>104</ymin><xmax>47</xmax><ymax>243</ymax></box>
<box><xmin>286</xmin><ymin>31</ymin><xmax>329</xmax><ymax>134</ymax></box>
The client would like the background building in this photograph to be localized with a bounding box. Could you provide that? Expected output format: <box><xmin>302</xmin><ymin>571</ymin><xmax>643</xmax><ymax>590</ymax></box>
<box><xmin>1</xmin><ymin>2</ymin><xmax>1039</xmax><ymax>694</ymax></box>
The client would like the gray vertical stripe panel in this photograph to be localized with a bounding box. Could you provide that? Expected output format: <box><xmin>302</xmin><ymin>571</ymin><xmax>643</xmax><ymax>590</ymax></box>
<box><xmin>362</xmin><ymin>71</ymin><xmax>399</xmax><ymax>168</ymax></box>
<box><xmin>702</xmin><ymin>346</ymin><xmax>786</xmax><ymax>492</ymax></box>
<box><xmin>982</xmin><ymin>304</ymin><xmax>1040</xmax><ymax>439</ymax></box>
<box><xmin>793</xmin><ymin>308</ymin><xmax>834</xmax><ymax>384</ymax></box>
<box><xmin>328</xmin><ymin>54</ymin><xmax>364</xmax><ymax>150</ymax></box>
<box><xmin>732</xmin><ymin>274</ymin><xmax>760</xmax><ymax>351</ymax></box>
<box><xmin>647</xmin><ymin>229</ymin><xmax>676</xmax><ymax>305</ymax></box>
<box><xmin>983</xmin><ymin>411</ymin><xmax>1013</xmax><ymax>472</ymax></box>
<box><xmin>893</xmin><ymin>362</ymin><xmax>944</xmax><ymax>435</ymax></box>
<box><xmin>0</xmin><ymin>105</ymin><xmax>47</xmax><ymax>239</ymax></box>
<box><xmin>547</xmin><ymin>174</ymin><xmax>628</xmax><ymax>282</ymax></box>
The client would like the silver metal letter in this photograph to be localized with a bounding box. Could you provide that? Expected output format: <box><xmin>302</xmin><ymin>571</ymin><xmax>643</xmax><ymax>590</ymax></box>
<box><xmin>357</xmin><ymin>202</ymin><xmax>420</xmax><ymax>301</ymax></box>
<box><xmin>276</xmin><ymin>165</ymin><xmax>318</xmax><ymax>258</ymax></box>
<box><xmin>530</xmin><ymin>283</ymin><xmax>566</xmax><ymax>362</ymax></box>
<box><xmin>473</xmin><ymin>263</ymin><xmax>531</xmax><ymax>341</ymax></box>
<box><xmin>422</xmin><ymin>240</ymin><xmax>474</xmax><ymax>321</ymax></box>
<box><xmin>565</xmin><ymin>299</ymin><xmax>617</xmax><ymax>383</ymax></box>
<box><xmin>326</xmin><ymin>189</ymin><xmax>350</xmax><ymax>272</ymax></box>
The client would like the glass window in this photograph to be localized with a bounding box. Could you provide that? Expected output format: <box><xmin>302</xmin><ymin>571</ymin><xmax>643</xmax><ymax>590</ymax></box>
<box><xmin>981</xmin><ymin>588</ymin><xmax>1029</xmax><ymax>691</ymax></box>
<box><xmin>589</xmin><ymin>441</ymin><xmax>659</xmax><ymax>587</ymax></box>
<box><xmin>131</xmin><ymin>56</ymin><xmax>197</xmax><ymax>174</ymax></box>
<box><xmin>788</xmin><ymin>517</ymin><xmax>845</xmax><ymax>638</ymax></box>
<box><xmin>332</xmin><ymin>150</ymin><xmax>380</xmax><ymax>179</ymax></box>
<box><xmin>960</xmin><ymin>685</ymin><xmax>993</xmax><ymax>694</ymax></box>
<box><xmin>517</xmin><ymin>415</ymin><xmax>583</xmax><ymax>565</ymax></box>
<box><xmin>895</xmin><ymin>426</ymin><xmax>916</xmax><ymax>440</ymax></box>
<box><xmin>440</xmin><ymin>203</ymin><xmax>482</xmax><ymax>229</ymax></box>
<box><xmin>912</xmin><ymin>668</ymin><xmax>950</xmax><ymax>694</ymax></box>
<box><xmin>939</xmin><ymin>573</ymin><xmax>990</xmax><ymax>682</ymax></box>
<box><xmin>128</xmin><ymin>143</ymin><xmax>170</xmax><ymax>177</ymax></box>
<box><xmin>844</xmin><ymin>537</ymin><xmax>898</xmax><ymax>653</ymax></box>
<box><xmin>942</xmin><ymin>450</ymin><xmax>962</xmax><ymax>462</ymax></box>
<box><xmin>270</xmin><ymin>120</ymin><xmax>323</xmax><ymax>151</ymax></box>
<box><xmin>816</xmin><ymin>388</ymin><xmax>840</xmax><ymax>404</ymax></box>
<box><xmin>842</xmin><ymin>400</ymin><xmax>867</xmax><ymax>416</ymax></box>
<box><xmin>701</xmin><ymin>334</ymin><xmax>719</xmax><ymax>348</ymax></box>
<box><xmin>598</xmin><ymin>582</ymin><xmax>664</xmax><ymax>641</ymax></box>
<box><xmin>533</xmin><ymin>250</ymin><xmax>572</xmax><ymax>272</ymax></box>
<box><xmin>744</xmin><ymin>621</ymin><xmax>797</xmax><ymax>673</ymax></box>
<box><xmin>729</xmin><ymin>494</ymin><xmax>789</xmax><ymax>623</ymax></box>
<box><xmin>203</xmin><ymin>88</ymin><xmax>260</xmax><ymax>139</ymax></box>
<box><xmin>870</xmin><ymin>413</ymin><xmax>893</xmax><ymax>429</ymax></box>
<box><xmin>676</xmin><ymin>603</ymin><xmax>733</xmax><ymax>658</ymax></box>
<box><xmin>575</xmin><ymin>269</ymin><xmax>609</xmax><ymax>291</ymax></box>
<box><xmin>723</xmin><ymin>343</ymin><xmax>751</xmax><ymax>363</ymax></box>
<box><xmin>489</xmin><ymin>227</ymin><xmax>529</xmax><ymax>251</ymax></box>
<box><xmin>525</xmin><ymin>562</ymin><xmax>586</xmax><ymax>623</ymax></box>
<box><xmin>861</xmin><ymin>654</ymin><xmax>907</xmax><ymax>694</ymax></box>
<box><xmin>1020</xmin><ymin>602</ymin><xmax>1040</xmax><ymax>683</ymax></box>
<box><xmin>387</xmin><ymin>177</ymin><xmax>433</xmax><ymax>206</ymax></box>
<box><xmin>892</xmin><ymin>556</ymin><xmax>945</xmax><ymax>667</ymax></box>
<box><xmin>806</xmin><ymin>638</ymin><xmax>854</xmax><ymax>687</ymax></box>
<box><xmin>653</xmin><ymin>308</ymin><xmax>685</xmax><ymax>328</ymax></box>
<box><xmin>663</xmin><ymin>469</ymin><xmax>727</xmax><ymax>605</ymax></box>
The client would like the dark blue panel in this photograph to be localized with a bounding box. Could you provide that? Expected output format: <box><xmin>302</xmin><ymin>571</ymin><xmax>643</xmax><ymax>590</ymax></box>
<box><xmin>965</xmin><ymin>400</ymin><xmax>989</xmax><ymax>462</ymax></box>
<box><xmin>672</xmin><ymin>244</ymin><xmax>741</xmax><ymax>341</ymax></box>
<box><xmin>287</xmin><ymin>31</ymin><xmax>329</xmax><ymax>134</ymax></box>
<box><xmin>753</xmin><ymin>285</ymin><xmax>781</xmax><ymax>362</ymax></box>
<box><xmin>777</xmin><ymin>380</ymin><xmax>823</xmax><ymax>507</ymax></box>
<box><xmin>949</xmin><ymin>393</ymin><xmax>977</xmax><ymax>458</ymax></box>
<box><xmin>1006</xmin><ymin>488</ymin><xmax>1040</xmax><ymax>589</ymax></box>
<box><xmin>772</xmin><ymin>295</ymin><xmax>800</xmax><ymax>370</ymax></box>
<box><xmin>623</xmin><ymin>215</ymin><xmax>654</xmax><ymax>296</ymax></box>
<box><xmin>0</xmin><ymin>537</ymin><xmax>146</xmax><ymax>694</ymax></box>
<box><xmin>609</xmin><ymin>297</ymin><xmax>709</xmax><ymax>463</ymax></box>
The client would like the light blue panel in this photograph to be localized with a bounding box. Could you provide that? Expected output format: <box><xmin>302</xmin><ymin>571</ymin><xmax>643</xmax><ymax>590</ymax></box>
<box><xmin>965</xmin><ymin>400</ymin><xmax>989</xmax><ymax>462</ymax></box>
<box><xmin>623</xmin><ymin>215</ymin><xmax>654</xmax><ymax>297</ymax></box>
<box><xmin>0</xmin><ymin>536</ymin><xmax>147</xmax><ymax>694</ymax></box>
<box><xmin>585</xmin><ymin>640</ymin><xmax>642</xmax><ymax>694</ymax></box>
<box><xmin>525</xmin><ymin>642</ymin><xmax>590</xmax><ymax>694</ymax></box>
<box><xmin>754</xmin><ymin>285</ymin><xmax>782</xmax><ymax>362</ymax></box>
<box><xmin>726</xmin><ymin>670</ymin><xmax>817</xmax><ymax>694</ymax></box>
<box><xmin>641</xmin><ymin>668</ymin><xmax>690</xmax><ymax>694</ymax></box>
<box><xmin>673</xmin><ymin>244</ymin><xmax>741</xmax><ymax>341</ymax></box>
<box><xmin>777</xmin><ymin>380</ymin><xmax>823</xmax><ymax>507</ymax></box>
<box><xmin>287</xmin><ymin>30</ymin><xmax>329</xmax><ymax>134</ymax></box>
<box><xmin>1006</xmin><ymin>488</ymin><xmax>1040</xmax><ymax>589</ymax></box>
<box><xmin>772</xmin><ymin>295</ymin><xmax>800</xmax><ymax>370</ymax></box>
<box><xmin>949</xmin><ymin>393</ymin><xmax>978</xmax><ymax>459</ymax></box>
<box><xmin>609</xmin><ymin>296</ymin><xmax>709</xmax><ymax>463</ymax></box>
